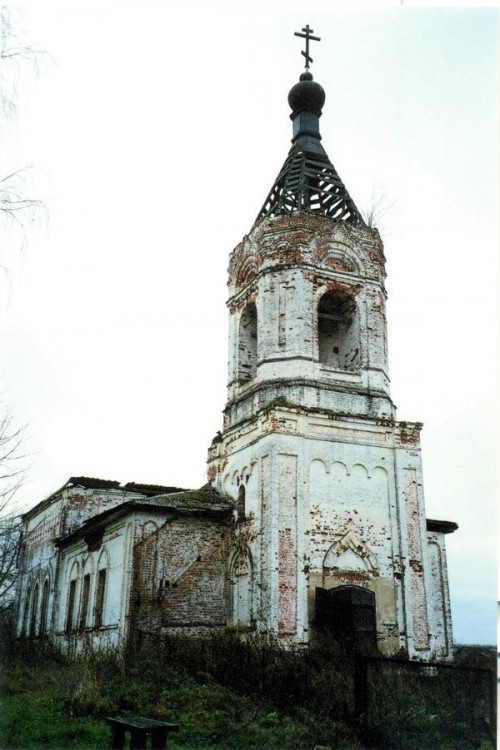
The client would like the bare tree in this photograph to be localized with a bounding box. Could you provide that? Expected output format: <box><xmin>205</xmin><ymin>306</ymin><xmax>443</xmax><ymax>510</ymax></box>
<box><xmin>0</xmin><ymin>513</ymin><xmax>21</xmax><ymax>614</ymax></box>
<box><xmin>0</xmin><ymin>407</ymin><xmax>25</xmax><ymax>614</ymax></box>
<box><xmin>0</xmin><ymin>8</ymin><xmax>44</xmax><ymax>618</ymax></box>
<box><xmin>1</xmin><ymin>6</ymin><xmax>47</xmax><ymax>261</ymax></box>
<box><xmin>0</xmin><ymin>168</ymin><xmax>45</xmax><ymax>255</ymax></box>
<box><xmin>1</xmin><ymin>6</ymin><xmax>43</xmax><ymax>114</ymax></box>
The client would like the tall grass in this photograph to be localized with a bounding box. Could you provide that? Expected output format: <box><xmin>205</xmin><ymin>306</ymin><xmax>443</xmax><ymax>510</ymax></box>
<box><xmin>0</xmin><ymin>623</ymin><xmax>495</xmax><ymax>750</ymax></box>
<box><xmin>0</xmin><ymin>634</ymin><xmax>363</xmax><ymax>749</ymax></box>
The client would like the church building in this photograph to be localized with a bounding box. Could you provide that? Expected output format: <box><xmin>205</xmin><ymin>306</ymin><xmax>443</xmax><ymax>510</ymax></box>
<box><xmin>14</xmin><ymin>28</ymin><xmax>457</xmax><ymax>661</ymax></box>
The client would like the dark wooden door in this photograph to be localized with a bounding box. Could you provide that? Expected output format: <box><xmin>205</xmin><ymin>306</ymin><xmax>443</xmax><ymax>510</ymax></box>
<box><xmin>315</xmin><ymin>586</ymin><xmax>376</xmax><ymax>647</ymax></box>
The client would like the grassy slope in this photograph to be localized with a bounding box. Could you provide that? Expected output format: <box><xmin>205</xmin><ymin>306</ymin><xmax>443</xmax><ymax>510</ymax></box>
<box><xmin>0</xmin><ymin>639</ymin><xmax>495</xmax><ymax>750</ymax></box>
<box><xmin>0</xmin><ymin>651</ymin><xmax>363</xmax><ymax>750</ymax></box>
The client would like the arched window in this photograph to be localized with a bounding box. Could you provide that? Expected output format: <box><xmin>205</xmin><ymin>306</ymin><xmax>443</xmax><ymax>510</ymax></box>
<box><xmin>79</xmin><ymin>573</ymin><xmax>91</xmax><ymax>631</ymax></box>
<box><xmin>22</xmin><ymin>585</ymin><xmax>31</xmax><ymax>636</ymax></box>
<box><xmin>65</xmin><ymin>562</ymin><xmax>80</xmax><ymax>634</ymax></box>
<box><xmin>79</xmin><ymin>556</ymin><xmax>94</xmax><ymax>631</ymax></box>
<box><xmin>237</xmin><ymin>484</ymin><xmax>246</xmax><ymax>521</ymax></box>
<box><xmin>29</xmin><ymin>581</ymin><xmax>39</xmax><ymax>637</ymax></box>
<box><xmin>94</xmin><ymin>550</ymin><xmax>109</xmax><ymax>628</ymax></box>
<box><xmin>39</xmin><ymin>578</ymin><xmax>50</xmax><ymax>636</ymax></box>
<box><xmin>318</xmin><ymin>290</ymin><xmax>359</xmax><ymax>369</ymax></box>
<box><xmin>238</xmin><ymin>303</ymin><xmax>258</xmax><ymax>382</ymax></box>
<box><xmin>229</xmin><ymin>548</ymin><xmax>252</xmax><ymax>627</ymax></box>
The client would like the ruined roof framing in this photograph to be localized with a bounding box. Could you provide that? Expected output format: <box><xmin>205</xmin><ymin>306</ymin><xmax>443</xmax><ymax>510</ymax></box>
<box><xmin>255</xmin><ymin>139</ymin><xmax>364</xmax><ymax>226</ymax></box>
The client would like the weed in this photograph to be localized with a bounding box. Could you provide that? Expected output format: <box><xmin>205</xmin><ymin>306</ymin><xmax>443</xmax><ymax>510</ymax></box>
<box><xmin>0</xmin><ymin>633</ymin><xmax>495</xmax><ymax>749</ymax></box>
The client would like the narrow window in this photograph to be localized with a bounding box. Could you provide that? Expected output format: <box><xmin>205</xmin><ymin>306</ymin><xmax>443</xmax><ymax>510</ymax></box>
<box><xmin>22</xmin><ymin>585</ymin><xmax>31</xmax><ymax>636</ymax></box>
<box><xmin>318</xmin><ymin>291</ymin><xmax>359</xmax><ymax>369</ymax></box>
<box><xmin>230</xmin><ymin>551</ymin><xmax>252</xmax><ymax>626</ymax></box>
<box><xmin>39</xmin><ymin>579</ymin><xmax>49</xmax><ymax>636</ymax></box>
<box><xmin>238</xmin><ymin>303</ymin><xmax>258</xmax><ymax>382</ymax></box>
<box><xmin>278</xmin><ymin>292</ymin><xmax>286</xmax><ymax>348</ymax></box>
<box><xmin>29</xmin><ymin>582</ymin><xmax>39</xmax><ymax>637</ymax></box>
<box><xmin>66</xmin><ymin>579</ymin><xmax>77</xmax><ymax>634</ymax></box>
<box><xmin>94</xmin><ymin>569</ymin><xmax>106</xmax><ymax>628</ymax></box>
<box><xmin>79</xmin><ymin>574</ymin><xmax>91</xmax><ymax>631</ymax></box>
<box><xmin>237</xmin><ymin>485</ymin><xmax>246</xmax><ymax>521</ymax></box>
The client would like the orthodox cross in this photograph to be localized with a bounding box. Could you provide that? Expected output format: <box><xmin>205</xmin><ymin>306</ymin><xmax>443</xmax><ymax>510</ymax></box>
<box><xmin>294</xmin><ymin>25</ymin><xmax>321</xmax><ymax>70</ymax></box>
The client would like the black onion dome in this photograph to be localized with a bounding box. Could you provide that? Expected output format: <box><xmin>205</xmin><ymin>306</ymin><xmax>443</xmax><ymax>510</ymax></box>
<box><xmin>288</xmin><ymin>71</ymin><xmax>325</xmax><ymax>117</ymax></box>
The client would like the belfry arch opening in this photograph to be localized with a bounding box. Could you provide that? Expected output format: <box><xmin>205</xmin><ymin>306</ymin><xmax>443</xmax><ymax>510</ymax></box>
<box><xmin>318</xmin><ymin>290</ymin><xmax>359</xmax><ymax>369</ymax></box>
<box><xmin>238</xmin><ymin>303</ymin><xmax>258</xmax><ymax>382</ymax></box>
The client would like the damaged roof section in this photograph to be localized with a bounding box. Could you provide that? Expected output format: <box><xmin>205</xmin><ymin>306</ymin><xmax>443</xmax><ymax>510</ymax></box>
<box><xmin>255</xmin><ymin>139</ymin><xmax>364</xmax><ymax>226</ymax></box>
<box><xmin>254</xmin><ymin>71</ymin><xmax>364</xmax><ymax>227</ymax></box>
<box><xmin>55</xmin><ymin>485</ymin><xmax>234</xmax><ymax>548</ymax></box>
<box><xmin>22</xmin><ymin>476</ymin><xmax>189</xmax><ymax>521</ymax></box>
<box><xmin>68</xmin><ymin>476</ymin><xmax>187</xmax><ymax>495</ymax></box>
<box><xmin>132</xmin><ymin>485</ymin><xmax>234</xmax><ymax>514</ymax></box>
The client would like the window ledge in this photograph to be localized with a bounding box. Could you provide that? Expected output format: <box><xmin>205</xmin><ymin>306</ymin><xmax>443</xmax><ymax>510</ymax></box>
<box><xmin>227</xmin><ymin>623</ymin><xmax>256</xmax><ymax>632</ymax></box>
<box><xmin>60</xmin><ymin>624</ymin><xmax>119</xmax><ymax>636</ymax></box>
<box><xmin>319</xmin><ymin>366</ymin><xmax>361</xmax><ymax>381</ymax></box>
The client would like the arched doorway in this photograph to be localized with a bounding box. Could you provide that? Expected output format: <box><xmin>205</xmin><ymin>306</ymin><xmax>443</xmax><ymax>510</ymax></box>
<box><xmin>315</xmin><ymin>586</ymin><xmax>376</xmax><ymax>648</ymax></box>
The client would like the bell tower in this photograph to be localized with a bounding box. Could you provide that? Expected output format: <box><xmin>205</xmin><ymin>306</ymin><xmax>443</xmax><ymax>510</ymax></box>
<box><xmin>208</xmin><ymin>27</ymin><xmax>456</xmax><ymax>660</ymax></box>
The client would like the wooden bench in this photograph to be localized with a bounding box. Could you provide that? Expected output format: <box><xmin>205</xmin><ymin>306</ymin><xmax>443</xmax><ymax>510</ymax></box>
<box><xmin>107</xmin><ymin>716</ymin><xmax>179</xmax><ymax>750</ymax></box>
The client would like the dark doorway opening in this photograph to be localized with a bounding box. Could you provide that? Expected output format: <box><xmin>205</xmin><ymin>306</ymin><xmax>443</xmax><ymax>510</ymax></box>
<box><xmin>315</xmin><ymin>586</ymin><xmax>377</xmax><ymax>649</ymax></box>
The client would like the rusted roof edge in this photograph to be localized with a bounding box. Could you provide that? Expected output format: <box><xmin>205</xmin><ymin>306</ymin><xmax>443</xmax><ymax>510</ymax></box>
<box><xmin>426</xmin><ymin>519</ymin><xmax>458</xmax><ymax>535</ymax></box>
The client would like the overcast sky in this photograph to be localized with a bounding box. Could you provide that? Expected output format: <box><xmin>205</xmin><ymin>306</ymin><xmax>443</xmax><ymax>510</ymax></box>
<box><xmin>1</xmin><ymin>2</ymin><xmax>498</xmax><ymax>644</ymax></box>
